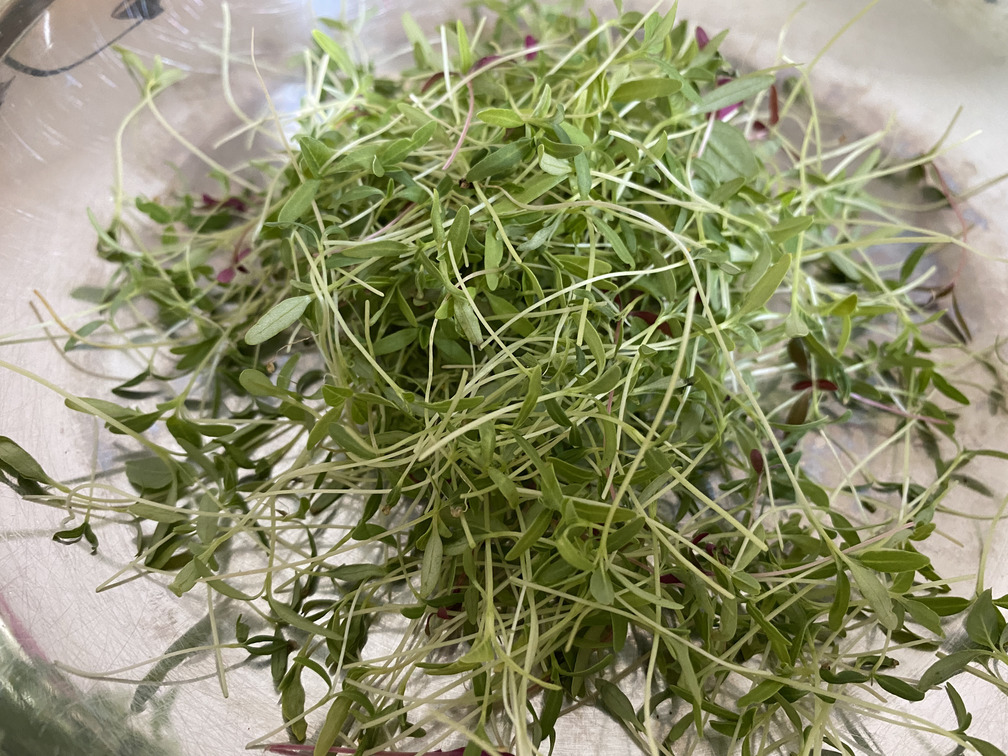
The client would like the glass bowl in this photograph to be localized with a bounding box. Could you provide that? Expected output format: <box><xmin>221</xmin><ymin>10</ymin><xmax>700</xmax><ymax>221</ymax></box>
<box><xmin>1</xmin><ymin>1</ymin><xmax>1007</xmax><ymax>754</ymax></box>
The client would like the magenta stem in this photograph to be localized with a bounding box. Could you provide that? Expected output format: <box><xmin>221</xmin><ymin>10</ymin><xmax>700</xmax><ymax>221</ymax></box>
<box><xmin>362</xmin><ymin>203</ymin><xmax>415</xmax><ymax>242</ymax></box>
<box><xmin>443</xmin><ymin>81</ymin><xmax>476</xmax><ymax>171</ymax></box>
<box><xmin>849</xmin><ymin>392</ymin><xmax>944</xmax><ymax>425</ymax></box>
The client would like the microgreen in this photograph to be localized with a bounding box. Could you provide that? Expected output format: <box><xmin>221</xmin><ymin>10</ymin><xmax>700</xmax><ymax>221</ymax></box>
<box><xmin>3</xmin><ymin>2</ymin><xmax>1008</xmax><ymax>756</ymax></box>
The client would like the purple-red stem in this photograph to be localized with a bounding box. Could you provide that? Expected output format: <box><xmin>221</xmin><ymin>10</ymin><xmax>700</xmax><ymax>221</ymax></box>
<box><xmin>362</xmin><ymin>203</ymin><xmax>416</xmax><ymax>242</ymax></box>
<box><xmin>443</xmin><ymin>81</ymin><xmax>476</xmax><ymax>171</ymax></box>
<box><xmin>849</xmin><ymin>392</ymin><xmax>944</xmax><ymax>425</ymax></box>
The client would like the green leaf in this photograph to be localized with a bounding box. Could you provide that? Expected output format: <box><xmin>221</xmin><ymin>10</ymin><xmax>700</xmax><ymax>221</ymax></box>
<box><xmin>0</xmin><ymin>436</ymin><xmax>50</xmax><ymax>485</ymax></box>
<box><xmin>554</xmin><ymin>528</ymin><xmax>594</xmax><ymax>571</ymax></box>
<box><xmin>312</xmin><ymin>29</ymin><xmax>355</xmax><ymax>76</ymax></box>
<box><xmin>125</xmin><ymin>455</ymin><xmax>176</xmax><ymax>492</ymax></box>
<box><xmin>554</xmin><ymin>254</ymin><xmax>613</xmax><ymax>279</ymax></box>
<box><xmin>855</xmin><ymin>549</ymin><xmax>930</xmax><ymax>573</ymax></box>
<box><xmin>586</xmin><ymin>364</ymin><xmax>623</xmax><ymax>395</ymax></box>
<box><xmin>340</xmin><ymin>240</ymin><xmax>409</xmax><ymax>259</ymax></box>
<box><xmin>848</xmin><ymin>560</ymin><xmax>897</xmax><ymax>631</ymax></box>
<box><xmin>915</xmin><ymin>595</ymin><xmax>970</xmax><ymax>617</ymax></box>
<box><xmin>768</xmin><ymin>214</ymin><xmax>814</xmax><ymax>244</ymax></box>
<box><xmin>447</xmin><ymin>205</ymin><xmax>470</xmax><ymax>259</ymax></box>
<box><xmin>931</xmin><ymin>371</ymin><xmax>970</xmax><ymax>405</ymax></box>
<box><xmin>245</xmin><ymin>295</ymin><xmax>312</xmax><ymax>345</ymax></box>
<box><xmin>965</xmin><ymin>589</ymin><xmax>1006</xmax><ymax>651</ymax></box>
<box><xmin>296</xmin><ymin>135</ymin><xmax>336</xmax><ymax>177</ymax></box>
<box><xmin>466</xmin><ymin>139</ymin><xmax>532</xmax><ymax>182</ymax></box>
<box><xmin>420</xmin><ymin>524</ymin><xmax>443</xmax><ymax>597</ymax></box>
<box><xmin>967</xmin><ymin>737</ymin><xmax>1008</xmax><ymax>756</ymax></box>
<box><xmin>901</xmin><ymin>598</ymin><xmax>944</xmax><ymax>636</ymax></box>
<box><xmin>52</xmin><ymin>520</ymin><xmax>99</xmax><ymax>554</ymax></box>
<box><xmin>326</xmin><ymin>563</ymin><xmax>387</xmax><ymax>583</ymax></box>
<box><xmin>818</xmin><ymin>667</ymin><xmax>868</xmax><ymax>685</ymax></box>
<box><xmin>738</xmin><ymin>679</ymin><xmax>783</xmax><ymax>708</ymax></box>
<box><xmin>591</xmin><ymin>217</ymin><xmax>634</xmax><ymax>266</ymax></box>
<box><xmin>515</xmin><ymin>366</ymin><xmax>542</xmax><ymax>427</ymax></box>
<box><xmin>737</xmin><ymin>254</ymin><xmax>791</xmax><ymax>318</ymax></box>
<box><xmin>505</xmin><ymin>508</ymin><xmax>551</xmax><ymax>561</ymax></box>
<box><xmin>456</xmin><ymin>19</ymin><xmax>472</xmax><ymax>73</ymax></box>
<box><xmin>828</xmin><ymin>292</ymin><xmax>858</xmax><ymax>316</ymax></box>
<box><xmin>169</xmin><ymin>556</ymin><xmax>213</xmax><ymax>597</ymax></box>
<box><xmin>612</xmin><ymin>77</ymin><xmax>682</xmax><ymax>102</ymax></box>
<box><xmin>401</xmin><ymin>12</ymin><xmax>436</xmax><ymax>68</ymax></box>
<box><xmin>946</xmin><ymin>683</ymin><xmax>972</xmax><ymax>733</ymax></box>
<box><xmin>596</xmin><ymin>679</ymin><xmax>643</xmax><ymax>732</ymax></box>
<box><xmin>918</xmin><ymin>649</ymin><xmax>986</xmax><ymax>690</ymax></box>
<box><xmin>513</xmin><ymin>172</ymin><xmax>567</xmax><ymax>204</ymax></box>
<box><xmin>828</xmin><ymin>569</ymin><xmax>850</xmax><ymax>632</ymax></box>
<box><xmin>590</xmin><ymin>567</ymin><xmax>615</xmax><ymax>605</ymax></box>
<box><xmin>135</xmin><ymin>196</ymin><xmax>173</xmax><ymax>224</ymax></box>
<box><xmin>484</xmin><ymin>224</ymin><xmax>504</xmax><ymax>290</ymax></box>
<box><xmin>280</xmin><ymin>665</ymin><xmax>308</xmax><ymax>742</ymax></box>
<box><xmin>196</xmin><ymin>493</ymin><xmax>219</xmax><ymax>546</ymax></box>
<box><xmin>874</xmin><ymin>674</ymin><xmax>925</xmax><ymax>702</ymax></box>
<box><xmin>453</xmin><ymin>296</ymin><xmax>482</xmax><ymax>344</ymax></box>
<box><xmin>899</xmin><ymin>244</ymin><xmax>930</xmax><ymax>282</ymax></box>
<box><xmin>314</xmin><ymin>695</ymin><xmax>353</xmax><ymax>756</ymax></box>
<box><xmin>373</xmin><ymin>328</ymin><xmax>418</xmax><ymax>356</ymax></box>
<box><xmin>706</xmin><ymin>120</ymin><xmax>759</xmax><ymax>180</ymax></box>
<box><xmin>329</xmin><ymin>424</ymin><xmax>376</xmax><ymax>459</ymax></box>
<box><xmin>239</xmin><ymin>368</ymin><xmax>283</xmax><ymax>397</ymax></box>
<box><xmin>488</xmin><ymin>467</ymin><xmax>520</xmax><ymax>507</ymax></box>
<box><xmin>478</xmin><ymin>108</ymin><xmax>525</xmax><ymax>128</ymax></box>
<box><xmin>64</xmin><ymin>397</ymin><xmax>161</xmax><ymax>434</ymax></box>
<box><xmin>695</xmin><ymin>73</ymin><xmax>775</xmax><ymax>114</ymax></box>
<box><xmin>278</xmin><ymin>179</ymin><xmax>320</xmax><ymax>224</ymax></box>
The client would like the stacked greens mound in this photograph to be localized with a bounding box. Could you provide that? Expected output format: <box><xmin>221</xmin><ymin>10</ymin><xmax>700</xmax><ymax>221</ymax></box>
<box><xmin>5</xmin><ymin>3</ymin><xmax>1008</xmax><ymax>755</ymax></box>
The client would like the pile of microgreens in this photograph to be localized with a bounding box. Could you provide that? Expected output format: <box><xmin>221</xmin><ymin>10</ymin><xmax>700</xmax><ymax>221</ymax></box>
<box><xmin>3</xmin><ymin>1</ymin><xmax>1008</xmax><ymax>755</ymax></box>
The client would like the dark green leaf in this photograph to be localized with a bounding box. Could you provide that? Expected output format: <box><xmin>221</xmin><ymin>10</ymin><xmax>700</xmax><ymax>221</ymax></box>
<box><xmin>874</xmin><ymin>674</ymin><xmax>925</xmax><ymax>702</ymax></box>
<box><xmin>0</xmin><ymin>436</ymin><xmax>50</xmax><ymax>485</ymax></box>
<box><xmin>855</xmin><ymin>549</ymin><xmax>930</xmax><ymax>573</ymax></box>
<box><xmin>966</xmin><ymin>589</ymin><xmax>1006</xmax><ymax>651</ymax></box>
<box><xmin>52</xmin><ymin>520</ymin><xmax>99</xmax><ymax>554</ymax></box>
<box><xmin>918</xmin><ymin>649</ymin><xmax>986</xmax><ymax>690</ymax></box>
<box><xmin>946</xmin><ymin>683</ymin><xmax>972</xmax><ymax>733</ymax></box>
<box><xmin>967</xmin><ymin>737</ymin><xmax>1007</xmax><ymax>756</ymax></box>
<box><xmin>737</xmin><ymin>679</ymin><xmax>783</xmax><ymax>708</ymax></box>
<box><xmin>828</xmin><ymin>569</ymin><xmax>850</xmax><ymax>632</ymax></box>
<box><xmin>596</xmin><ymin>679</ymin><xmax>643</xmax><ymax>732</ymax></box>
